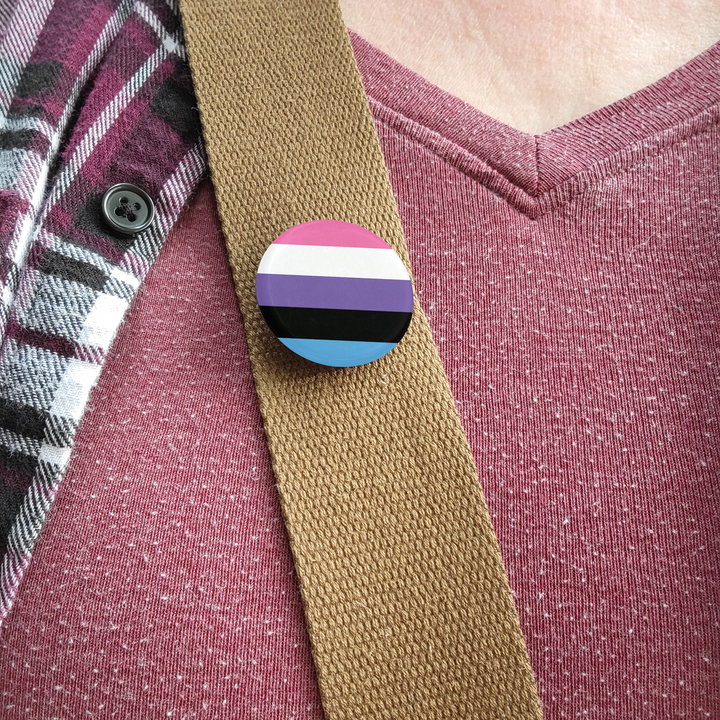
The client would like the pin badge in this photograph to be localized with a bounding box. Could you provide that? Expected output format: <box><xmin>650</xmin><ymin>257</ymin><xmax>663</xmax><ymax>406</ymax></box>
<box><xmin>256</xmin><ymin>220</ymin><xmax>413</xmax><ymax>367</ymax></box>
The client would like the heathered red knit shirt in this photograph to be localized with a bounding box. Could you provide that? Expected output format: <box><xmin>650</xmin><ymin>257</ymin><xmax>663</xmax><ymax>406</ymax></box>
<box><xmin>1</xmin><ymin>32</ymin><xmax>718</xmax><ymax>720</ymax></box>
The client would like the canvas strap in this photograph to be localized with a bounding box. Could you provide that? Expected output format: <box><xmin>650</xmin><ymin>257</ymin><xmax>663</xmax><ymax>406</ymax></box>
<box><xmin>178</xmin><ymin>1</ymin><xmax>544</xmax><ymax>717</ymax></box>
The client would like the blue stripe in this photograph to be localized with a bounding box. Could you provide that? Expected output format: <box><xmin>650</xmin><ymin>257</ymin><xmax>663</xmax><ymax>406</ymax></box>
<box><xmin>278</xmin><ymin>338</ymin><xmax>397</xmax><ymax>367</ymax></box>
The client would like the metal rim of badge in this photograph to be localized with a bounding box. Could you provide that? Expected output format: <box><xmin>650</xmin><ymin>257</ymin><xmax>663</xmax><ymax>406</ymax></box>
<box><xmin>256</xmin><ymin>220</ymin><xmax>414</xmax><ymax>367</ymax></box>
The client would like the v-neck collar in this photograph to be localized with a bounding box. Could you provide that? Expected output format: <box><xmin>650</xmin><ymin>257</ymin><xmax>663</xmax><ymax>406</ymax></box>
<box><xmin>350</xmin><ymin>32</ymin><xmax>720</xmax><ymax>218</ymax></box>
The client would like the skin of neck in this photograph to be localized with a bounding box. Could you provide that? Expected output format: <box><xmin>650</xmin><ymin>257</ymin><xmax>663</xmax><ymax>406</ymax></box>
<box><xmin>339</xmin><ymin>0</ymin><xmax>720</xmax><ymax>134</ymax></box>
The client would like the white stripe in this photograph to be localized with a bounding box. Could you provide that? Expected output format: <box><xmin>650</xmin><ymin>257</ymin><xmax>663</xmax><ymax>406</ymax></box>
<box><xmin>14</xmin><ymin>149</ymin><xmax>43</xmax><ymax>204</ymax></box>
<box><xmin>0</xmin><ymin>148</ymin><xmax>24</xmax><ymax>189</ymax></box>
<box><xmin>78</xmin><ymin>293</ymin><xmax>128</xmax><ymax>350</ymax></box>
<box><xmin>38</xmin><ymin>442</ymin><xmax>72</xmax><ymax>468</ymax></box>
<box><xmin>0</xmin><ymin>115</ymin><xmax>54</xmax><ymax>136</ymax></box>
<box><xmin>257</xmin><ymin>244</ymin><xmax>411</xmax><ymax>281</ymax></box>
<box><xmin>1</xmin><ymin>279</ymin><xmax>13</xmax><ymax>311</ymax></box>
<box><xmin>110</xmin><ymin>265</ymin><xmax>140</xmax><ymax>290</ymax></box>
<box><xmin>129</xmin><ymin>143</ymin><xmax>205</xmax><ymax>263</ymax></box>
<box><xmin>155</xmin><ymin>143</ymin><xmax>205</xmax><ymax>232</ymax></box>
<box><xmin>135</xmin><ymin>1</ymin><xmax>186</xmax><ymax>59</ymax></box>
<box><xmin>0</xmin><ymin>1</ymin><xmax>13</xmax><ymax>32</ymax></box>
<box><xmin>49</xmin><ymin>358</ymin><xmax>102</xmax><ymax>422</ymax></box>
<box><xmin>11</xmin><ymin>210</ymin><xmax>34</xmax><ymax>265</ymax></box>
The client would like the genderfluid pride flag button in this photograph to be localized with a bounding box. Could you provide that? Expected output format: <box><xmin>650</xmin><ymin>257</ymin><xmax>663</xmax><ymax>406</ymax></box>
<box><xmin>256</xmin><ymin>220</ymin><xmax>414</xmax><ymax>367</ymax></box>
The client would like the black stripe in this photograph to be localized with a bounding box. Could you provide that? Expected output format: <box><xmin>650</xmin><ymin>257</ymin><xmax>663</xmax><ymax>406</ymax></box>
<box><xmin>44</xmin><ymin>415</ymin><xmax>76</xmax><ymax>448</ymax></box>
<box><xmin>0</xmin><ymin>485</ymin><xmax>27</xmax><ymax>557</ymax></box>
<box><xmin>0</xmin><ymin>129</ymin><xmax>37</xmax><ymax>151</ymax></box>
<box><xmin>259</xmin><ymin>306</ymin><xmax>412</xmax><ymax>343</ymax></box>
<box><xmin>8</xmin><ymin>104</ymin><xmax>46</xmax><ymax>120</ymax></box>
<box><xmin>0</xmin><ymin>397</ymin><xmax>47</xmax><ymax>441</ymax></box>
<box><xmin>39</xmin><ymin>250</ymin><xmax>107</xmax><ymax>291</ymax></box>
<box><xmin>0</xmin><ymin>445</ymin><xmax>38</xmax><ymax>480</ymax></box>
<box><xmin>15</xmin><ymin>61</ymin><xmax>62</xmax><ymax>98</ymax></box>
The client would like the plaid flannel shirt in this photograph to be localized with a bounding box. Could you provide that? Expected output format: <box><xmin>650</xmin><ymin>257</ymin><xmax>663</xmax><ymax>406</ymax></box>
<box><xmin>0</xmin><ymin>0</ymin><xmax>205</xmax><ymax>627</ymax></box>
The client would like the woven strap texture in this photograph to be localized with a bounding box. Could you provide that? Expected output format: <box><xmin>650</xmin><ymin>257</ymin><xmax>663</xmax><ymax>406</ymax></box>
<box><xmin>179</xmin><ymin>1</ymin><xmax>543</xmax><ymax>717</ymax></box>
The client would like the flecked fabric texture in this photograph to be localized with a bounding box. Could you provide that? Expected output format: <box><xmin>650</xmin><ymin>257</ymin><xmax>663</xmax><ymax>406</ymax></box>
<box><xmin>0</xmin><ymin>20</ymin><xmax>717</xmax><ymax>720</ymax></box>
<box><xmin>179</xmin><ymin>0</ymin><xmax>543</xmax><ymax>718</ymax></box>
<box><xmin>0</xmin><ymin>0</ymin><xmax>204</xmax><ymax>626</ymax></box>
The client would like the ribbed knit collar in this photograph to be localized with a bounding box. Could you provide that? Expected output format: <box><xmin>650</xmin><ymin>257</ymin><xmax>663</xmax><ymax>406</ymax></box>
<box><xmin>351</xmin><ymin>33</ymin><xmax>720</xmax><ymax>218</ymax></box>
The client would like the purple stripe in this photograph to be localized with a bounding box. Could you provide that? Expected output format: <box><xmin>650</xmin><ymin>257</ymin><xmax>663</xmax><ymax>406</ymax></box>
<box><xmin>256</xmin><ymin>274</ymin><xmax>414</xmax><ymax>312</ymax></box>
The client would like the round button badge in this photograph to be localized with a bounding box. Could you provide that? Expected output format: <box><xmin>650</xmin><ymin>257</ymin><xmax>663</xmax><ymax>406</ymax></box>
<box><xmin>256</xmin><ymin>220</ymin><xmax>413</xmax><ymax>367</ymax></box>
<box><xmin>101</xmin><ymin>183</ymin><xmax>155</xmax><ymax>236</ymax></box>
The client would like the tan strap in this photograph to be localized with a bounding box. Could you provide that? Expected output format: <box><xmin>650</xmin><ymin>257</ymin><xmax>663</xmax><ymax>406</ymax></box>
<box><xmin>179</xmin><ymin>1</ymin><xmax>543</xmax><ymax>717</ymax></box>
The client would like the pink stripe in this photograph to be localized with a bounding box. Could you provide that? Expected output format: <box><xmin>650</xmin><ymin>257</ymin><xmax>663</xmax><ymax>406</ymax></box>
<box><xmin>274</xmin><ymin>219</ymin><xmax>391</xmax><ymax>249</ymax></box>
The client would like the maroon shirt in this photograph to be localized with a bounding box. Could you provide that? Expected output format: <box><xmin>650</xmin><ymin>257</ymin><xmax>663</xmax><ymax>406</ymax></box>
<box><xmin>1</xmin><ymin>29</ymin><xmax>718</xmax><ymax>720</ymax></box>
